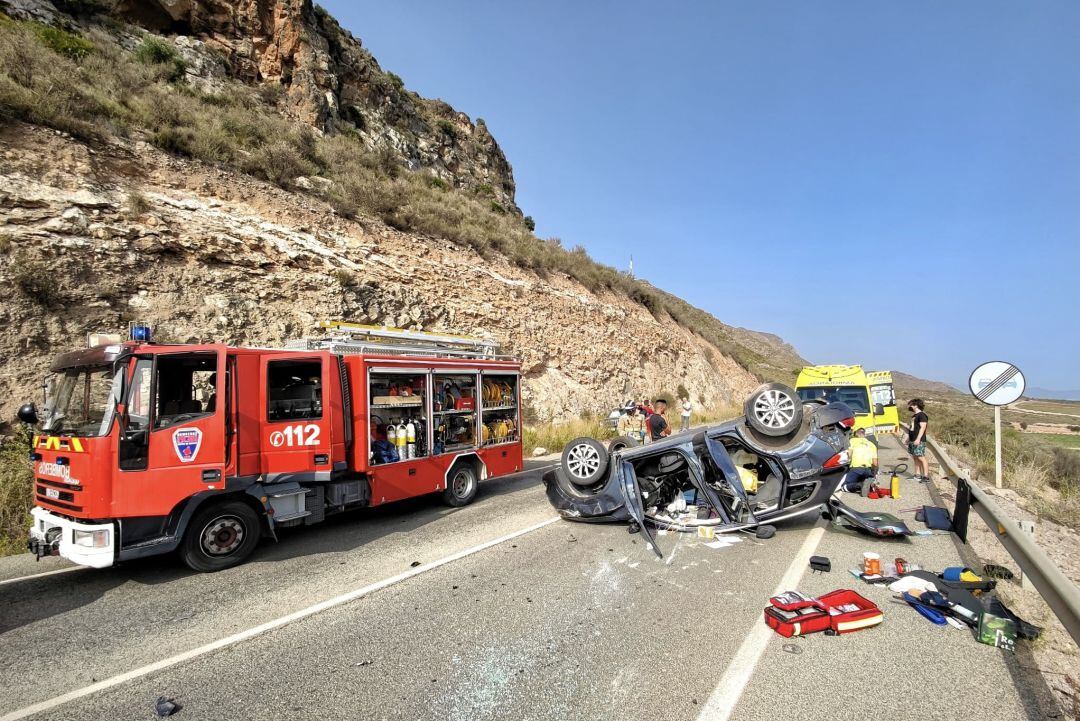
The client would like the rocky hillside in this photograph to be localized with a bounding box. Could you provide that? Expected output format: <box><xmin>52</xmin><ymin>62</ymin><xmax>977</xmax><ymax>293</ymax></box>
<box><xmin>3</xmin><ymin>0</ymin><xmax>518</xmax><ymax>211</ymax></box>
<box><xmin>0</xmin><ymin>124</ymin><xmax>758</xmax><ymax>425</ymax></box>
<box><xmin>0</xmin><ymin>0</ymin><xmax>805</xmax><ymax>428</ymax></box>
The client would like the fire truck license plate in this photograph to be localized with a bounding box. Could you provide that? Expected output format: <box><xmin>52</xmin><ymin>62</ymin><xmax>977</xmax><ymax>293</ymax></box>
<box><xmin>45</xmin><ymin>488</ymin><xmax>60</xmax><ymax>499</ymax></box>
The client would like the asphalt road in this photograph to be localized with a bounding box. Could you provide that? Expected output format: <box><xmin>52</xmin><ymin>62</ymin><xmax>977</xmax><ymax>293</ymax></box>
<box><xmin>0</xmin><ymin>440</ymin><xmax>1059</xmax><ymax>720</ymax></box>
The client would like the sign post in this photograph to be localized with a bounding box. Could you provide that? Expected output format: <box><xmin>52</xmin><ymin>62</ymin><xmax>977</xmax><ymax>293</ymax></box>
<box><xmin>968</xmin><ymin>361</ymin><xmax>1026</xmax><ymax>489</ymax></box>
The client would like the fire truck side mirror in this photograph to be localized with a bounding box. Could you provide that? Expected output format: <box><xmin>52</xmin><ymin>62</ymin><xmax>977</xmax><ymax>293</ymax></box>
<box><xmin>17</xmin><ymin>403</ymin><xmax>38</xmax><ymax>425</ymax></box>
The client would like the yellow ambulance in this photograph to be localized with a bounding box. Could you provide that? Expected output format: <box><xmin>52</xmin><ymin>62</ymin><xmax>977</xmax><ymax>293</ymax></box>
<box><xmin>795</xmin><ymin>365</ymin><xmax>900</xmax><ymax>441</ymax></box>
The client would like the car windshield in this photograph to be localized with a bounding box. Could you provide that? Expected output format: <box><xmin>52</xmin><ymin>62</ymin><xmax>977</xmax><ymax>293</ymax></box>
<box><xmin>41</xmin><ymin>365</ymin><xmax>122</xmax><ymax>437</ymax></box>
<box><xmin>798</xmin><ymin>386</ymin><xmax>870</xmax><ymax>414</ymax></box>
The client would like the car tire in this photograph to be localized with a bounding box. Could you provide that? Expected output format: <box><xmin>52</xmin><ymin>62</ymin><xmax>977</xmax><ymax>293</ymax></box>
<box><xmin>560</xmin><ymin>437</ymin><xmax>609</xmax><ymax>489</ymax></box>
<box><xmin>607</xmin><ymin>435</ymin><xmax>640</xmax><ymax>454</ymax></box>
<box><xmin>180</xmin><ymin>501</ymin><xmax>261</xmax><ymax>572</ymax></box>
<box><xmin>442</xmin><ymin>463</ymin><xmax>479</xmax><ymax>507</ymax></box>
<box><xmin>755</xmin><ymin>524</ymin><xmax>777</xmax><ymax>539</ymax></box>
<box><xmin>744</xmin><ymin>383</ymin><xmax>803</xmax><ymax>437</ymax></box>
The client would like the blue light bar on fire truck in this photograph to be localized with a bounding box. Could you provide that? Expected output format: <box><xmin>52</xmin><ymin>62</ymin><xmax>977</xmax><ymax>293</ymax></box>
<box><xmin>129</xmin><ymin>322</ymin><xmax>152</xmax><ymax>342</ymax></box>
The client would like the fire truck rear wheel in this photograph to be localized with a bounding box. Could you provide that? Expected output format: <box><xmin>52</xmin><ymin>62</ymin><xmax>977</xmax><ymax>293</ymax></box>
<box><xmin>442</xmin><ymin>465</ymin><xmax>479</xmax><ymax>507</ymax></box>
<box><xmin>181</xmin><ymin>501</ymin><xmax>261</xmax><ymax>572</ymax></box>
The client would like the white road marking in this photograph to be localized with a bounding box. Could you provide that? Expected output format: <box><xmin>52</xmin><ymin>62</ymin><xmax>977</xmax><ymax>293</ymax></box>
<box><xmin>696</xmin><ymin>521</ymin><xmax>827</xmax><ymax>721</ymax></box>
<box><xmin>0</xmin><ymin>566</ymin><xmax>82</xmax><ymax>587</ymax></box>
<box><xmin>0</xmin><ymin>516</ymin><xmax>561</xmax><ymax>721</ymax></box>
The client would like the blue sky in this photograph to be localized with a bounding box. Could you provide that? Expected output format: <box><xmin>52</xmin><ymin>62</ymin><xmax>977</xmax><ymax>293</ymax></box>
<box><xmin>324</xmin><ymin>1</ymin><xmax>1080</xmax><ymax>391</ymax></box>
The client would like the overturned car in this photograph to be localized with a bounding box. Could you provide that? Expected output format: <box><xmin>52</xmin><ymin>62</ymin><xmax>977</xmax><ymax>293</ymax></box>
<box><xmin>544</xmin><ymin>383</ymin><xmax>912</xmax><ymax>556</ymax></box>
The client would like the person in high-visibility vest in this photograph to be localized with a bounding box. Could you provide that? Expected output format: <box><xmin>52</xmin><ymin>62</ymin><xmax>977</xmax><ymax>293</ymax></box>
<box><xmin>842</xmin><ymin>427</ymin><xmax>878</xmax><ymax>492</ymax></box>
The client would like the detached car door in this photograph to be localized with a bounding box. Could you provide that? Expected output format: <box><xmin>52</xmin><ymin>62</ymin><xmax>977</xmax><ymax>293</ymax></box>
<box><xmin>617</xmin><ymin>460</ymin><xmax>663</xmax><ymax>557</ymax></box>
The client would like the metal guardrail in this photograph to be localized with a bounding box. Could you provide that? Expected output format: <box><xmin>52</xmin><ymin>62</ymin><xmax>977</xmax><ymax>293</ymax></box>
<box><xmin>926</xmin><ymin>435</ymin><xmax>1080</xmax><ymax>646</ymax></box>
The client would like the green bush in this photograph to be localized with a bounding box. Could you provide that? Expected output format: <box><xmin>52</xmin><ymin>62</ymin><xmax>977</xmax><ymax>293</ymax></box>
<box><xmin>242</xmin><ymin>140</ymin><xmax>312</xmax><ymax>188</ymax></box>
<box><xmin>134</xmin><ymin>36</ymin><xmax>186</xmax><ymax>81</ymax></box>
<box><xmin>332</xmin><ymin>268</ymin><xmax>355</xmax><ymax>286</ymax></box>
<box><xmin>523</xmin><ymin>215</ymin><xmax>535</xmax><ymax>232</ymax></box>
<box><xmin>0</xmin><ymin>426</ymin><xmax>33</xmax><ymax>556</ymax></box>
<box><xmin>30</xmin><ymin>22</ymin><xmax>94</xmax><ymax>60</ymax></box>
<box><xmin>150</xmin><ymin>126</ymin><xmax>194</xmax><ymax>156</ymax></box>
<box><xmin>437</xmin><ymin>119</ymin><xmax>456</xmax><ymax>140</ymax></box>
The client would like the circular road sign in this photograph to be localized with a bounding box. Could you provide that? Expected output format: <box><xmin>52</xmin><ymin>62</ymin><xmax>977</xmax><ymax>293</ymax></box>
<box><xmin>968</xmin><ymin>361</ymin><xmax>1025</xmax><ymax>406</ymax></box>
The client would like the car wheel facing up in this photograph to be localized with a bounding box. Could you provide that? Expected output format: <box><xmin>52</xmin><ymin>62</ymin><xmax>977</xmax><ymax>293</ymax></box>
<box><xmin>744</xmin><ymin>382</ymin><xmax>804</xmax><ymax>437</ymax></box>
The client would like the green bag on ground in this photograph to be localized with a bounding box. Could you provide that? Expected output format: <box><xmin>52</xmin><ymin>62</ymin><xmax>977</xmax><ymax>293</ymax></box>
<box><xmin>976</xmin><ymin>610</ymin><xmax>1017</xmax><ymax>651</ymax></box>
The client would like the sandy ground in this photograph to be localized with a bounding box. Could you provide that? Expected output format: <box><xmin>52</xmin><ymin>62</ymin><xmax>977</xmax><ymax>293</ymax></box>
<box><xmin>926</xmin><ymin>442</ymin><xmax>1080</xmax><ymax>718</ymax></box>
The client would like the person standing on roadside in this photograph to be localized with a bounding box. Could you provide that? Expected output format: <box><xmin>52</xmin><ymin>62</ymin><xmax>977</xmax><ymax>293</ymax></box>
<box><xmin>905</xmin><ymin>398</ymin><xmax>929</xmax><ymax>481</ymax></box>
<box><xmin>680</xmin><ymin>397</ymin><xmax>692</xmax><ymax>432</ymax></box>
<box><xmin>617</xmin><ymin>405</ymin><xmax>646</xmax><ymax>444</ymax></box>
<box><xmin>647</xmin><ymin>398</ymin><xmax>671</xmax><ymax>441</ymax></box>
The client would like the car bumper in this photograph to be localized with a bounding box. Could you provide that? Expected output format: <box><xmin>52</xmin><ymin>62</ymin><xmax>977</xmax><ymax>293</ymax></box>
<box><xmin>28</xmin><ymin>507</ymin><xmax>115</xmax><ymax>568</ymax></box>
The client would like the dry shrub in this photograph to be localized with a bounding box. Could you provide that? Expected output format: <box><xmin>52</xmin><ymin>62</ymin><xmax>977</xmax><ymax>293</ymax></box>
<box><xmin>0</xmin><ymin>427</ymin><xmax>33</xmax><ymax>556</ymax></box>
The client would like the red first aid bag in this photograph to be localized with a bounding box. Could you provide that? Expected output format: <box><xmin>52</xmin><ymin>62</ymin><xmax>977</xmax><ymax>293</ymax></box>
<box><xmin>764</xmin><ymin>589</ymin><xmax>882</xmax><ymax>637</ymax></box>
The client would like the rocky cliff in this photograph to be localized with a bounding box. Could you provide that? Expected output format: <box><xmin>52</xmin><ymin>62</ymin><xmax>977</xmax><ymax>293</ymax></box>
<box><xmin>0</xmin><ymin>0</ymin><xmax>806</xmax><ymax>429</ymax></box>
<box><xmin>0</xmin><ymin>123</ymin><xmax>761</xmax><ymax>427</ymax></box>
<box><xmin>2</xmin><ymin>0</ymin><xmax>518</xmax><ymax>211</ymax></box>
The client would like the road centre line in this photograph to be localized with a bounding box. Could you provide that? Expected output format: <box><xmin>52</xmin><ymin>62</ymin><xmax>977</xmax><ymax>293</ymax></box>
<box><xmin>0</xmin><ymin>566</ymin><xmax>83</xmax><ymax>587</ymax></box>
<box><xmin>696</xmin><ymin>521</ymin><xmax>828</xmax><ymax>721</ymax></box>
<box><xmin>0</xmin><ymin>516</ymin><xmax>561</xmax><ymax>721</ymax></box>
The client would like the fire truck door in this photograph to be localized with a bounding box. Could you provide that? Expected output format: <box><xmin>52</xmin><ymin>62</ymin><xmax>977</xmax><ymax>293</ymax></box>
<box><xmin>260</xmin><ymin>353</ymin><xmax>333</xmax><ymax>482</ymax></box>
<box><xmin>115</xmin><ymin>350</ymin><xmax>227</xmax><ymax>518</ymax></box>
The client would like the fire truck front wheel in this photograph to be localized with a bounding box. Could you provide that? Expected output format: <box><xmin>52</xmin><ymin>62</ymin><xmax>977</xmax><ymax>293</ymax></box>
<box><xmin>180</xmin><ymin>501</ymin><xmax>261</xmax><ymax>572</ymax></box>
<box><xmin>442</xmin><ymin>464</ymin><xmax>479</xmax><ymax>507</ymax></box>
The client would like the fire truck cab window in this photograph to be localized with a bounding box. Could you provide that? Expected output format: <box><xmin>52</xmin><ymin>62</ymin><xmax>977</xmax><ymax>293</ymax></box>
<box><xmin>268</xmin><ymin>360</ymin><xmax>322</xmax><ymax>421</ymax></box>
<box><xmin>154</xmin><ymin>354</ymin><xmax>218</xmax><ymax>429</ymax></box>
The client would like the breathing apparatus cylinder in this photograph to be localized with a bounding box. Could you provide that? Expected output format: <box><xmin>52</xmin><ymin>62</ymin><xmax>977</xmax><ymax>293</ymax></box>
<box><xmin>406</xmin><ymin>419</ymin><xmax>417</xmax><ymax>459</ymax></box>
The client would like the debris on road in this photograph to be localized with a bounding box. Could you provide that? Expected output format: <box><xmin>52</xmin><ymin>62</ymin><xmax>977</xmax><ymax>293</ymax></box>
<box><xmin>354</xmin><ymin>659</ymin><xmax>375</xmax><ymax>667</ymax></box>
<box><xmin>154</xmin><ymin>696</ymin><xmax>181</xmax><ymax>717</ymax></box>
<box><xmin>781</xmin><ymin>643</ymin><xmax>804</xmax><ymax>655</ymax></box>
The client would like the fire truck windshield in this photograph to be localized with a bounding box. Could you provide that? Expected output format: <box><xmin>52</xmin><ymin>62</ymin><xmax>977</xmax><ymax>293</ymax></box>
<box><xmin>41</xmin><ymin>365</ymin><xmax>122</xmax><ymax>437</ymax></box>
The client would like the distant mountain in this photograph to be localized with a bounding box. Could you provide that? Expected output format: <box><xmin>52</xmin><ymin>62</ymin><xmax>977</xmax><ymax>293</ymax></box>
<box><xmin>891</xmin><ymin>372</ymin><xmax>961</xmax><ymax>395</ymax></box>
<box><xmin>1026</xmin><ymin>388</ymin><xmax>1080</xmax><ymax>402</ymax></box>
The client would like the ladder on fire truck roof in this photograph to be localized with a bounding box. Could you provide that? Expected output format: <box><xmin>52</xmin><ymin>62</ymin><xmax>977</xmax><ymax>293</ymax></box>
<box><xmin>285</xmin><ymin>321</ymin><xmax>505</xmax><ymax>360</ymax></box>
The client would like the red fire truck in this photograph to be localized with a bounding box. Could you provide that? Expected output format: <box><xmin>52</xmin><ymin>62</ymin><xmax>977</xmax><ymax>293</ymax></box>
<box><xmin>21</xmin><ymin>322</ymin><xmax>524</xmax><ymax>571</ymax></box>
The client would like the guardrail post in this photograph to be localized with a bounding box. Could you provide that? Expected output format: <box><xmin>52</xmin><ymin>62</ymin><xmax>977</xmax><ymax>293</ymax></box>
<box><xmin>1016</xmin><ymin>519</ymin><xmax>1036</xmax><ymax>590</ymax></box>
